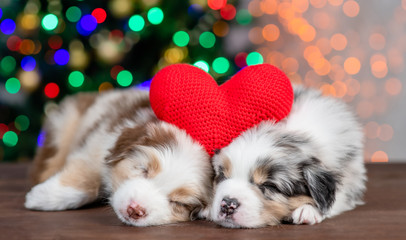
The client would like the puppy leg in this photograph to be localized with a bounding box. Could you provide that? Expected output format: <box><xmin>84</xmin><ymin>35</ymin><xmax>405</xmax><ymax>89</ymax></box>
<box><xmin>291</xmin><ymin>204</ymin><xmax>325</xmax><ymax>225</ymax></box>
<box><xmin>25</xmin><ymin>153</ymin><xmax>102</xmax><ymax>211</ymax></box>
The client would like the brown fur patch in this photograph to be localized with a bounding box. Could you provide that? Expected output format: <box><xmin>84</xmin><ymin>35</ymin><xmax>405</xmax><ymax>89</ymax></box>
<box><xmin>252</xmin><ymin>166</ymin><xmax>268</xmax><ymax>185</ymax></box>
<box><xmin>29</xmin><ymin>128</ymin><xmax>58</xmax><ymax>184</ymax></box>
<box><xmin>59</xmin><ymin>160</ymin><xmax>101</xmax><ymax>199</ymax></box>
<box><xmin>108</xmin><ymin>95</ymin><xmax>151</xmax><ymax>131</ymax></box>
<box><xmin>222</xmin><ymin>155</ymin><xmax>232</xmax><ymax>179</ymax></box>
<box><xmin>75</xmin><ymin>92</ymin><xmax>98</xmax><ymax>114</ymax></box>
<box><xmin>261</xmin><ymin>199</ymin><xmax>291</xmax><ymax>226</ymax></box>
<box><xmin>146</xmin><ymin>153</ymin><xmax>161</xmax><ymax>178</ymax></box>
<box><xmin>288</xmin><ymin>195</ymin><xmax>315</xmax><ymax>210</ymax></box>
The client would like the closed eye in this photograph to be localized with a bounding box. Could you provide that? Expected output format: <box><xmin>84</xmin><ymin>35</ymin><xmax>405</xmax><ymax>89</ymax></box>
<box><xmin>259</xmin><ymin>182</ymin><xmax>280</xmax><ymax>194</ymax></box>
<box><xmin>214</xmin><ymin>167</ymin><xmax>226</xmax><ymax>184</ymax></box>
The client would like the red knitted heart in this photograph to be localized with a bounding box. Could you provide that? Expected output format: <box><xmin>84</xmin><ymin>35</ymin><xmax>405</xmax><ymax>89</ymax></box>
<box><xmin>149</xmin><ymin>64</ymin><xmax>293</xmax><ymax>156</ymax></box>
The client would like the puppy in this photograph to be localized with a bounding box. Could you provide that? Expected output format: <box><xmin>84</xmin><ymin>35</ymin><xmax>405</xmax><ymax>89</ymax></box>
<box><xmin>208</xmin><ymin>84</ymin><xmax>366</xmax><ymax>228</ymax></box>
<box><xmin>25</xmin><ymin>89</ymin><xmax>213</xmax><ymax>227</ymax></box>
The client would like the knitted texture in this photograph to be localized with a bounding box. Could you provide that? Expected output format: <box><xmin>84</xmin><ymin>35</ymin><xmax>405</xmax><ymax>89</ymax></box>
<box><xmin>149</xmin><ymin>63</ymin><xmax>294</xmax><ymax>156</ymax></box>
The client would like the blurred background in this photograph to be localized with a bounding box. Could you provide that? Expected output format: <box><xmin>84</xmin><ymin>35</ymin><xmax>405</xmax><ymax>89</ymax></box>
<box><xmin>0</xmin><ymin>0</ymin><xmax>404</xmax><ymax>163</ymax></box>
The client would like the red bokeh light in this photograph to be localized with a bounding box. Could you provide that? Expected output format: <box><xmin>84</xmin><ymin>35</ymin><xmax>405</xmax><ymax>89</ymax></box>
<box><xmin>208</xmin><ymin>0</ymin><xmax>227</xmax><ymax>10</ymax></box>
<box><xmin>6</xmin><ymin>36</ymin><xmax>22</xmax><ymax>51</ymax></box>
<box><xmin>220</xmin><ymin>4</ymin><xmax>236</xmax><ymax>20</ymax></box>
<box><xmin>48</xmin><ymin>35</ymin><xmax>63</xmax><ymax>50</ymax></box>
<box><xmin>91</xmin><ymin>8</ymin><xmax>107</xmax><ymax>24</ymax></box>
<box><xmin>44</xmin><ymin>83</ymin><xmax>60</xmax><ymax>98</ymax></box>
<box><xmin>0</xmin><ymin>123</ymin><xmax>9</xmax><ymax>139</ymax></box>
<box><xmin>110</xmin><ymin>65</ymin><xmax>124</xmax><ymax>80</ymax></box>
<box><xmin>234</xmin><ymin>52</ymin><xmax>248</xmax><ymax>68</ymax></box>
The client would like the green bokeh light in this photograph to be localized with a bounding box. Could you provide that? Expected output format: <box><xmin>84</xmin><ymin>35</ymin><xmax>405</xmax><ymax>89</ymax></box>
<box><xmin>15</xmin><ymin>115</ymin><xmax>30</xmax><ymax>131</ymax></box>
<box><xmin>2</xmin><ymin>131</ymin><xmax>18</xmax><ymax>147</ymax></box>
<box><xmin>212</xmin><ymin>57</ymin><xmax>230</xmax><ymax>74</ymax></box>
<box><xmin>0</xmin><ymin>56</ymin><xmax>16</xmax><ymax>74</ymax></box>
<box><xmin>236</xmin><ymin>10</ymin><xmax>252</xmax><ymax>25</ymax></box>
<box><xmin>193</xmin><ymin>60</ymin><xmax>209</xmax><ymax>73</ymax></box>
<box><xmin>173</xmin><ymin>31</ymin><xmax>190</xmax><ymax>47</ymax></box>
<box><xmin>129</xmin><ymin>15</ymin><xmax>145</xmax><ymax>32</ymax></box>
<box><xmin>199</xmin><ymin>32</ymin><xmax>216</xmax><ymax>48</ymax></box>
<box><xmin>68</xmin><ymin>71</ymin><xmax>85</xmax><ymax>87</ymax></box>
<box><xmin>42</xmin><ymin>14</ymin><xmax>59</xmax><ymax>31</ymax></box>
<box><xmin>147</xmin><ymin>7</ymin><xmax>164</xmax><ymax>25</ymax></box>
<box><xmin>5</xmin><ymin>77</ymin><xmax>21</xmax><ymax>94</ymax></box>
<box><xmin>246</xmin><ymin>52</ymin><xmax>264</xmax><ymax>66</ymax></box>
<box><xmin>117</xmin><ymin>70</ymin><xmax>133</xmax><ymax>87</ymax></box>
<box><xmin>66</xmin><ymin>6</ymin><xmax>82</xmax><ymax>22</ymax></box>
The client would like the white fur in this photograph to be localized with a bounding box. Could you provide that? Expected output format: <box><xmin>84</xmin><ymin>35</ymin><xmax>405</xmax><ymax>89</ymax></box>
<box><xmin>291</xmin><ymin>204</ymin><xmax>324</xmax><ymax>225</ymax></box>
<box><xmin>25</xmin><ymin>174</ymin><xmax>92</xmax><ymax>211</ymax></box>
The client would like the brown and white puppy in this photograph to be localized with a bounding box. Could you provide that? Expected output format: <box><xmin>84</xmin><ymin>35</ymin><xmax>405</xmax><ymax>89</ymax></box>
<box><xmin>207</xmin><ymin>85</ymin><xmax>366</xmax><ymax>228</ymax></box>
<box><xmin>25</xmin><ymin>89</ymin><xmax>213</xmax><ymax>227</ymax></box>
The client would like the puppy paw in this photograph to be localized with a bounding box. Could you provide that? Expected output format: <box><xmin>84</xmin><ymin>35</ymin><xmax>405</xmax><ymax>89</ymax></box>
<box><xmin>25</xmin><ymin>175</ymin><xmax>91</xmax><ymax>211</ymax></box>
<box><xmin>291</xmin><ymin>204</ymin><xmax>324</xmax><ymax>225</ymax></box>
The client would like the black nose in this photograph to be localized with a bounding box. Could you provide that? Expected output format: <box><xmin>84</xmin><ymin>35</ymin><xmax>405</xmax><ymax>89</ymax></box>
<box><xmin>220</xmin><ymin>197</ymin><xmax>240</xmax><ymax>216</ymax></box>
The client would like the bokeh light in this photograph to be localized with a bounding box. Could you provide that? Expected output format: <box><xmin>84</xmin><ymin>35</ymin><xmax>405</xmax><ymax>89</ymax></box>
<box><xmin>0</xmin><ymin>19</ymin><xmax>16</xmax><ymax>34</ymax></box>
<box><xmin>0</xmin><ymin>56</ymin><xmax>16</xmax><ymax>74</ymax></box>
<box><xmin>236</xmin><ymin>10</ymin><xmax>252</xmax><ymax>25</ymax></box>
<box><xmin>173</xmin><ymin>31</ymin><xmax>190</xmax><ymax>47</ymax></box>
<box><xmin>220</xmin><ymin>4</ymin><xmax>236</xmax><ymax>20</ymax></box>
<box><xmin>44</xmin><ymin>82</ymin><xmax>60</xmax><ymax>98</ymax></box>
<box><xmin>147</xmin><ymin>7</ymin><xmax>164</xmax><ymax>25</ymax></box>
<box><xmin>54</xmin><ymin>49</ymin><xmax>70</xmax><ymax>65</ymax></box>
<box><xmin>129</xmin><ymin>15</ymin><xmax>145</xmax><ymax>32</ymax></box>
<box><xmin>15</xmin><ymin>115</ymin><xmax>30</xmax><ymax>131</ymax></box>
<box><xmin>246</xmin><ymin>52</ymin><xmax>264</xmax><ymax>65</ymax></box>
<box><xmin>66</xmin><ymin>6</ymin><xmax>82</xmax><ymax>22</ymax></box>
<box><xmin>208</xmin><ymin>0</ymin><xmax>227</xmax><ymax>10</ymax></box>
<box><xmin>199</xmin><ymin>31</ymin><xmax>216</xmax><ymax>48</ymax></box>
<box><xmin>92</xmin><ymin>8</ymin><xmax>107</xmax><ymax>24</ymax></box>
<box><xmin>79</xmin><ymin>15</ymin><xmax>97</xmax><ymax>32</ymax></box>
<box><xmin>2</xmin><ymin>131</ymin><xmax>18</xmax><ymax>147</ymax></box>
<box><xmin>5</xmin><ymin>78</ymin><xmax>21</xmax><ymax>94</ymax></box>
<box><xmin>194</xmin><ymin>60</ymin><xmax>209</xmax><ymax>72</ymax></box>
<box><xmin>68</xmin><ymin>71</ymin><xmax>85</xmax><ymax>87</ymax></box>
<box><xmin>21</xmin><ymin>56</ymin><xmax>36</xmax><ymax>71</ymax></box>
<box><xmin>41</xmin><ymin>14</ymin><xmax>58</xmax><ymax>31</ymax></box>
<box><xmin>116</xmin><ymin>70</ymin><xmax>133</xmax><ymax>87</ymax></box>
<box><xmin>212</xmin><ymin>57</ymin><xmax>230</xmax><ymax>74</ymax></box>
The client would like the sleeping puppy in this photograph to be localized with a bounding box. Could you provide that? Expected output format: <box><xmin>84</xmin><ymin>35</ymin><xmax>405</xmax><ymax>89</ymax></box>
<box><xmin>208</xmin><ymin>85</ymin><xmax>366</xmax><ymax>228</ymax></box>
<box><xmin>25</xmin><ymin>89</ymin><xmax>212</xmax><ymax>227</ymax></box>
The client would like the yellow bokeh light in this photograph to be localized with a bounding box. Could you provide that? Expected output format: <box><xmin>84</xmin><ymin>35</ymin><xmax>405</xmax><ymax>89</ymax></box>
<box><xmin>328</xmin><ymin>0</ymin><xmax>343</xmax><ymax>6</ymax></box>
<box><xmin>379</xmin><ymin>124</ymin><xmax>394</xmax><ymax>142</ymax></box>
<box><xmin>312</xmin><ymin>12</ymin><xmax>331</xmax><ymax>30</ymax></box>
<box><xmin>99</xmin><ymin>82</ymin><xmax>114</xmax><ymax>92</ymax></box>
<box><xmin>298</xmin><ymin>24</ymin><xmax>316</xmax><ymax>42</ymax></box>
<box><xmin>385</xmin><ymin>78</ymin><xmax>402</xmax><ymax>96</ymax></box>
<box><xmin>164</xmin><ymin>47</ymin><xmax>184</xmax><ymax>64</ymax></box>
<box><xmin>369</xmin><ymin>33</ymin><xmax>386</xmax><ymax>50</ymax></box>
<box><xmin>313</xmin><ymin>58</ymin><xmax>331</xmax><ymax>76</ymax></box>
<box><xmin>320</xmin><ymin>84</ymin><xmax>336</xmax><ymax>97</ymax></box>
<box><xmin>310</xmin><ymin>0</ymin><xmax>327</xmax><ymax>8</ymax></box>
<box><xmin>371</xmin><ymin>151</ymin><xmax>388</xmax><ymax>162</ymax></box>
<box><xmin>249</xmin><ymin>27</ymin><xmax>265</xmax><ymax>44</ymax></box>
<box><xmin>282</xmin><ymin>57</ymin><xmax>299</xmax><ymax>74</ymax></box>
<box><xmin>260</xmin><ymin>0</ymin><xmax>278</xmax><ymax>15</ymax></box>
<box><xmin>20</xmin><ymin>14</ymin><xmax>40</xmax><ymax>30</ymax></box>
<box><xmin>248</xmin><ymin>0</ymin><xmax>264</xmax><ymax>17</ymax></box>
<box><xmin>292</xmin><ymin>0</ymin><xmax>309</xmax><ymax>13</ymax></box>
<box><xmin>262</xmin><ymin>24</ymin><xmax>280</xmax><ymax>42</ymax></box>
<box><xmin>343</xmin><ymin>0</ymin><xmax>360</xmax><ymax>18</ymax></box>
<box><xmin>344</xmin><ymin>57</ymin><xmax>361</xmax><ymax>75</ymax></box>
<box><xmin>330</xmin><ymin>33</ymin><xmax>347</xmax><ymax>51</ymax></box>
<box><xmin>278</xmin><ymin>2</ymin><xmax>295</xmax><ymax>20</ymax></box>
<box><xmin>371</xmin><ymin>61</ymin><xmax>388</xmax><ymax>78</ymax></box>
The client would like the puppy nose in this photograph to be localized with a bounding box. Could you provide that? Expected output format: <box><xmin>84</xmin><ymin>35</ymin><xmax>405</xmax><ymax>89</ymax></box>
<box><xmin>127</xmin><ymin>204</ymin><xmax>147</xmax><ymax>219</ymax></box>
<box><xmin>220</xmin><ymin>197</ymin><xmax>240</xmax><ymax>216</ymax></box>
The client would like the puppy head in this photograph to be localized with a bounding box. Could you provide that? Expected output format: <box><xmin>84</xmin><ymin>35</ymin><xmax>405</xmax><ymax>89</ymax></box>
<box><xmin>105</xmin><ymin>122</ymin><xmax>212</xmax><ymax>226</ymax></box>
<box><xmin>209</xmin><ymin>122</ymin><xmax>338</xmax><ymax>228</ymax></box>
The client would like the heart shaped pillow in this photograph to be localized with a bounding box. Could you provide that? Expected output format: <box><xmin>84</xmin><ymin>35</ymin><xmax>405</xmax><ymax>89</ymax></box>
<box><xmin>149</xmin><ymin>64</ymin><xmax>293</xmax><ymax>156</ymax></box>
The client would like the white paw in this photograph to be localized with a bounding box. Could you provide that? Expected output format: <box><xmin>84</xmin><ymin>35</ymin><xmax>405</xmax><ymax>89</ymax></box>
<box><xmin>291</xmin><ymin>204</ymin><xmax>324</xmax><ymax>225</ymax></box>
<box><xmin>25</xmin><ymin>174</ymin><xmax>91</xmax><ymax>211</ymax></box>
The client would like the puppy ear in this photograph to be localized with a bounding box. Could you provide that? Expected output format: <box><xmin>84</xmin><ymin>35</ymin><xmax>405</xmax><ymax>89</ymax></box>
<box><xmin>302</xmin><ymin>158</ymin><xmax>338</xmax><ymax>213</ymax></box>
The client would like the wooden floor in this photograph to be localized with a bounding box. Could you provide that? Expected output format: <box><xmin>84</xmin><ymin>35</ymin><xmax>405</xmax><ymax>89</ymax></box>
<box><xmin>0</xmin><ymin>163</ymin><xmax>405</xmax><ymax>240</ymax></box>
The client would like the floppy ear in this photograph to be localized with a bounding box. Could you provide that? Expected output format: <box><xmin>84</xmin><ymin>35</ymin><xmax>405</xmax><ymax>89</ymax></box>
<box><xmin>302</xmin><ymin>158</ymin><xmax>338</xmax><ymax>213</ymax></box>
